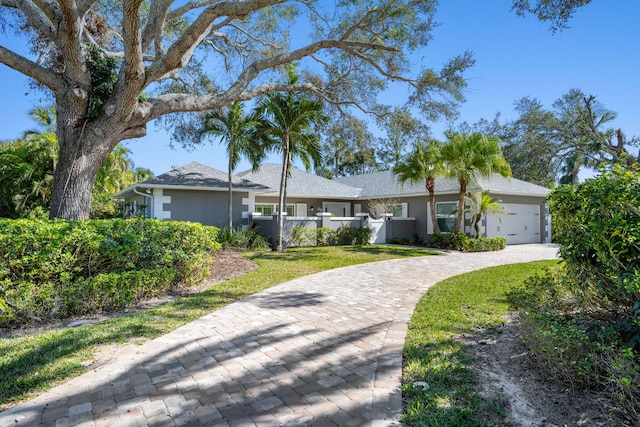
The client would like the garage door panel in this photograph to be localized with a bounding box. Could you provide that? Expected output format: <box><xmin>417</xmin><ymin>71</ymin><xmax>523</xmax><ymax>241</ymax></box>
<box><xmin>486</xmin><ymin>204</ymin><xmax>540</xmax><ymax>244</ymax></box>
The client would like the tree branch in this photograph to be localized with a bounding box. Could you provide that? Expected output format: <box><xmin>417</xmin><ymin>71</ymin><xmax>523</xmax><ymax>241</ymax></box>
<box><xmin>2</xmin><ymin>0</ymin><xmax>60</xmax><ymax>45</ymax></box>
<box><xmin>146</xmin><ymin>0</ymin><xmax>284</xmax><ymax>83</ymax></box>
<box><xmin>77</xmin><ymin>0</ymin><xmax>97</xmax><ymax>17</ymax></box>
<box><xmin>57</xmin><ymin>0</ymin><xmax>87</xmax><ymax>79</ymax></box>
<box><xmin>0</xmin><ymin>45</ymin><xmax>63</xmax><ymax>91</ymax></box>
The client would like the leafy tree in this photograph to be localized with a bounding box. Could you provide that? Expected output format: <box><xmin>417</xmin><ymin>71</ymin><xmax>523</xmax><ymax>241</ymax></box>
<box><xmin>194</xmin><ymin>102</ymin><xmax>264</xmax><ymax>229</ymax></box>
<box><xmin>376</xmin><ymin>106</ymin><xmax>429</xmax><ymax>170</ymax></box>
<box><xmin>0</xmin><ymin>1</ymin><xmax>473</xmax><ymax>219</ymax></box>
<box><xmin>512</xmin><ymin>0</ymin><xmax>593</xmax><ymax>32</ymax></box>
<box><xmin>441</xmin><ymin>132</ymin><xmax>512</xmax><ymax>233</ymax></box>
<box><xmin>319</xmin><ymin>115</ymin><xmax>378</xmax><ymax>178</ymax></box>
<box><xmin>466</xmin><ymin>190</ymin><xmax>506</xmax><ymax>238</ymax></box>
<box><xmin>256</xmin><ymin>71</ymin><xmax>328</xmax><ymax>252</ymax></box>
<box><xmin>500</xmin><ymin>97</ymin><xmax>559</xmax><ymax>187</ymax></box>
<box><xmin>393</xmin><ymin>140</ymin><xmax>443</xmax><ymax>234</ymax></box>
<box><xmin>0</xmin><ymin>110</ymin><xmax>153</xmax><ymax>218</ymax></box>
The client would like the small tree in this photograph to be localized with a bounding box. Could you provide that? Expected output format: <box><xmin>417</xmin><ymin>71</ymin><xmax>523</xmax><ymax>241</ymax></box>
<box><xmin>466</xmin><ymin>191</ymin><xmax>506</xmax><ymax>238</ymax></box>
<box><xmin>196</xmin><ymin>102</ymin><xmax>264</xmax><ymax>230</ymax></box>
<box><xmin>256</xmin><ymin>70</ymin><xmax>327</xmax><ymax>252</ymax></box>
<box><xmin>393</xmin><ymin>140</ymin><xmax>443</xmax><ymax>233</ymax></box>
<box><xmin>441</xmin><ymin>132</ymin><xmax>512</xmax><ymax>232</ymax></box>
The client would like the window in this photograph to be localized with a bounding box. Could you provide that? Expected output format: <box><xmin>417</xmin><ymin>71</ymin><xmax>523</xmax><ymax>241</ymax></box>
<box><xmin>255</xmin><ymin>204</ymin><xmax>295</xmax><ymax>216</ymax></box>
<box><xmin>390</xmin><ymin>203</ymin><xmax>408</xmax><ymax>218</ymax></box>
<box><xmin>436</xmin><ymin>202</ymin><xmax>457</xmax><ymax>233</ymax></box>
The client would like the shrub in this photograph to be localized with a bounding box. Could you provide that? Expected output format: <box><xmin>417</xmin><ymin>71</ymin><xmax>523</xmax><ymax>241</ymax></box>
<box><xmin>509</xmin><ymin>265</ymin><xmax>640</xmax><ymax>419</ymax></box>
<box><xmin>217</xmin><ymin>226</ymin><xmax>269</xmax><ymax>250</ymax></box>
<box><xmin>316</xmin><ymin>227</ymin><xmax>337</xmax><ymax>246</ymax></box>
<box><xmin>549</xmin><ymin>165</ymin><xmax>640</xmax><ymax>347</ymax></box>
<box><xmin>0</xmin><ymin>218</ymin><xmax>220</xmax><ymax>326</ymax></box>
<box><xmin>290</xmin><ymin>226</ymin><xmax>317</xmax><ymax>247</ymax></box>
<box><xmin>428</xmin><ymin>232</ymin><xmax>505</xmax><ymax>252</ymax></box>
<box><xmin>336</xmin><ymin>226</ymin><xmax>372</xmax><ymax>245</ymax></box>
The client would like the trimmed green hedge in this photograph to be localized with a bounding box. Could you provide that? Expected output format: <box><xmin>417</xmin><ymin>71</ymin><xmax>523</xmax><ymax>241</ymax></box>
<box><xmin>429</xmin><ymin>232</ymin><xmax>506</xmax><ymax>252</ymax></box>
<box><xmin>0</xmin><ymin>219</ymin><xmax>220</xmax><ymax>326</ymax></box>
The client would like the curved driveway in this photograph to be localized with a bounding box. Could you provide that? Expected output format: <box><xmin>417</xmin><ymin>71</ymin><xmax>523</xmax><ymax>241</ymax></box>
<box><xmin>1</xmin><ymin>244</ymin><xmax>559</xmax><ymax>427</ymax></box>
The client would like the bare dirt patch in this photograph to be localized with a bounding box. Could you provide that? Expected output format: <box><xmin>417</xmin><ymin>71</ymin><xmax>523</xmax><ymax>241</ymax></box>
<box><xmin>464</xmin><ymin>312</ymin><xmax>632</xmax><ymax>426</ymax></box>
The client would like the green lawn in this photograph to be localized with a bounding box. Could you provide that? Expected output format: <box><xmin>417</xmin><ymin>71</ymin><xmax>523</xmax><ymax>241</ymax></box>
<box><xmin>402</xmin><ymin>260</ymin><xmax>559</xmax><ymax>426</ymax></box>
<box><xmin>0</xmin><ymin>245</ymin><xmax>436</xmax><ymax>410</ymax></box>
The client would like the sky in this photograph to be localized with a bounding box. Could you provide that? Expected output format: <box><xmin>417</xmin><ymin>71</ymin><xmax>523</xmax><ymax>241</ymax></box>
<box><xmin>0</xmin><ymin>0</ymin><xmax>637</xmax><ymax>177</ymax></box>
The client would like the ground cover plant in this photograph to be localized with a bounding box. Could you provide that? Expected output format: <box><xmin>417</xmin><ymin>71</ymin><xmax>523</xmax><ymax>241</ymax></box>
<box><xmin>428</xmin><ymin>232</ymin><xmax>507</xmax><ymax>252</ymax></box>
<box><xmin>0</xmin><ymin>245</ymin><xmax>435</xmax><ymax>409</ymax></box>
<box><xmin>0</xmin><ymin>219</ymin><xmax>219</xmax><ymax>326</ymax></box>
<box><xmin>402</xmin><ymin>260</ymin><xmax>557</xmax><ymax>426</ymax></box>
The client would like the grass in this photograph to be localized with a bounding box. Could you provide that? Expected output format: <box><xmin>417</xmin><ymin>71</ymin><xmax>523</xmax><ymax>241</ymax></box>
<box><xmin>402</xmin><ymin>259</ymin><xmax>559</xmax><ymax>426</ymax></box>
<box><xmin>0</xmin><ymin>245</ymin><xmax>436</xmax><ymax>410</ymax></box>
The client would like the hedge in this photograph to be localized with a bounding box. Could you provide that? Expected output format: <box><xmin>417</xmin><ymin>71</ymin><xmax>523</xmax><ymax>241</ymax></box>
<box><xmin>429</xmin><ymin>232</ymin><xmax>506</xmax><ymax>252</ymax></box>
<box><xmin>0</xmin><ymin>218</ymin><xmax>220</xmax><ymax>326</ymax></box>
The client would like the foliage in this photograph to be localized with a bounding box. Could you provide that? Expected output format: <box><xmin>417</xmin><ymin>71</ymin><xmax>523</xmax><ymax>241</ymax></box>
<box><xmin>336</xmin><ymin>226</ymin><xmax>372</xmax><ymax>246</ymax></box>
<box><xmin>184</xmin><ymin>102</ymin><xmax>264</xmax><ymax>229</ymax></box>
<box><xmin>394</xmin><ymin>140</ymin><xmax>443</xmax><ymax>233</ymax></box>
<box><xmin>367</xmin><ymin>198</ymin><xmax>400</xmax><ymax>220</ymax></box>
<box><xmin>0</xmin><ymin>219</ymin><xmax>220</xmax><ymax>326</ymax></box>
<box><xmin>376</xmin><ymin>106</ymin><xmax>429</xmax><ymax>170</ymax></box>
<box><xmin>217</xmin><ymin>226</ymin><xmax>269</xmax><ymax>250</ymax></box>
<box><xmin>403</xmin><ymin>260</ymin><xmax>557</xmax><ymax>425</ymax></box>
<box><xmin>318</xmin><ymin>114</ymin><xmax>378</xmax><ymax>178</ymax></box>
<box><xmin>512</xmin><ymin>0</ymin><xmax>594</xmax><ymax>32</ymax></box>
<box><xmin>429</xmin><ymin>232</ymin><xmax>506</xmax><ymax>252</ymax></box>
<box><xmin>3</xmin><ymin>1</ymin><xmax>474</xmax><ymax>219</ymax></box>
<box><xmin>549</xmin><ymin>165</ymin><xmax>640</xmax><ymax>346</ymax></box>
<box><xmin>465</xmin><ymin>190</ymin><xmax>507</xmax><ymax>238</ymax></box>
<box><xmin>85</xmin><ymin>44</ymin><xmax>120</xmax><ymax>119</ymax></box>
<box><xmin>0</xmin><ymin>109</ymin><xmax>153</xmax><ymax>219</ymax></box>
<box><xmin>289</xmin><ymin>226</ymin><xmax>370</xmax><ymax>247</ymax></box>
<box><xmin>508</xmin><ymin>268</ymin><xmax>640</xmax><ymax>419</ymax></box>
<box><xmin>441</xmin><ymin>132</ymin><xmax>511</xmax><ymax>232</ymax></box>
<box><xmin>0</xmin><ymin>245</ymin><xmax>432</xmax><ymax>408</ymax></box>
<box><xmin>256</xmin><ymin>69</ymin><xmax>328</xmax><ymax>251</ymax></box>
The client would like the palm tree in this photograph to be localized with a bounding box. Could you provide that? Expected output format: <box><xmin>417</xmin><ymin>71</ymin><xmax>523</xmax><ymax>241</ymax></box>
<box><xmin>256</xmin><ymin>72</ymin><xmax>327</xmax><ymax>251</ymax></box>
<box><xmin>466</xmin><ymin>190</ymin><xmax>506</xmax><ymax>238</ymax></box>
<box><xmin>198</xmin><ymin>102</ymin><xmax>263</xmax><ymax>229</ymax></box>
<box><xmin>393</xmin><ymin>140</ymin><xmax>443</xmax><ymax>234</ymax></box>
<box><xmin>441</xmin><ymin>131</ymin><xmax>511</xmax><ymax>233</ymax></box>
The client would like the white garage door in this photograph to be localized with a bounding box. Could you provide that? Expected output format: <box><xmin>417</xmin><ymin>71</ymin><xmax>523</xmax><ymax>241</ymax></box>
<box><xmin>485</xmin><ymin>204</ymin><xmax>540</xmax><ymax>244</ymax></box>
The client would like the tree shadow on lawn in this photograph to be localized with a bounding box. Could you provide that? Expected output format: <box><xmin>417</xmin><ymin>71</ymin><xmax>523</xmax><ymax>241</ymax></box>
<box><xmin>1</xmin><ymin>319</ymin><xmax>402</xmax><ymax>426</ymax></box>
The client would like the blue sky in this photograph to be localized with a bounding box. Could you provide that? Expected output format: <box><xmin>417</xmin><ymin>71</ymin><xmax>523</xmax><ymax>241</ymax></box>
<box><xmin>0</xmin><ymin>0</ymin><xmax>637</xmax><ymax>176</ymax></box>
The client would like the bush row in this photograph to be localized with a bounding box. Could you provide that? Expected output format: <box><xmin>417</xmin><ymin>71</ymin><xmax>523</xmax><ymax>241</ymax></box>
<box><xmin>290</xmin><ymin>226</ymin><xmax>372</xmax><ymax>247</ymax></box>
<box><xmin>428</xmin><ymin>232</ymin><xmax>506</xmax><ymax>252</ymax></box>
<box><xmin>0</xmin><ymin>218</ymin><xmax>220</xmax><ymax>326</ymax></box>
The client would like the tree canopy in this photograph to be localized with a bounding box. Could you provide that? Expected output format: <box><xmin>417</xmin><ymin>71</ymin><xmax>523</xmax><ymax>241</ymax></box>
<box><xmin>0</xmin><ymin>0</ymin><xmax>474</xmax><ymax>219</ymax></box>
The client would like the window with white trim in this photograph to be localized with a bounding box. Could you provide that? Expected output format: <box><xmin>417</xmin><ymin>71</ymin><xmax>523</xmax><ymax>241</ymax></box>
<box><xmin>436</xmin><ymin>202</ymin><xmax>457</xmax><ymax>232</ymax></box>
<box><xmin>255</xmin><ymin>203</ymin><xmax>295</xmax><ymax>216</ymax></box>
<box><xmin>390</xmin><ymin>203</ymin><xmax>408</xmax><ymax>218</ymax></box>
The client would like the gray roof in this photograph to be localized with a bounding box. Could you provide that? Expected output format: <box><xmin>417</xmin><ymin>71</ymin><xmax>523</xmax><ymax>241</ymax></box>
<box><xmin>336</xmin><ymin>170</ymin><xmax>551</xmax><ymax>198</ymax></box>
<box><xmin>114</xmin><ymin>162</ymin><xmax>268</xmax><ymax>197</ymax></box>
<box><xmin>237</xmin><ymin>163</ymin><xmax>362</xmax><ymax>198</ymax></box>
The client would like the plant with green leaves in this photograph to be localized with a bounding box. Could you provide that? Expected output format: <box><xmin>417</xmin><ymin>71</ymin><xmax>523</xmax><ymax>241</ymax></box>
<box><xmin>466</xmin><ymin>190</ymin><xmax>507</xmax><ymax>238</ymax></box>
<box><xmin>549</xmin><ymin>165</ymin><xmax>640</xmax><ymax>347</ymax></box>
<box><xmin>441</xmin><ymin>132</ymin><xmax>512</xmax><ymax>232</ymax></box>
<box><xmin>196</xmin><ymin>102</ymin><xmax>264</xmax><ymax>229</ymax></box>
<box><xmin>256</xmin><ymin>69</ymin><xmax>328</xmax><ymax>252</ymax></box>
<box><xmin>393</xmin><ymin>140</ymin><xmax>443</xmax><ymax>233</ymax></box>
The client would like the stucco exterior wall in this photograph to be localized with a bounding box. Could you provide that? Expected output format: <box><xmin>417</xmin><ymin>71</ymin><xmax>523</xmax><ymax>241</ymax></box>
<box><xmin>163</xmin><ymin>189</ymin><xmax>249</xmax><ymax>228</ymax></box>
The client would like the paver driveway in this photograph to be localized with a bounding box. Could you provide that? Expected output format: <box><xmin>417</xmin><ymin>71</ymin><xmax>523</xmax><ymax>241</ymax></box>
<box><xmin>1</xmin><ymin>244</ymin><xmax>559</xmax><ymax>427</ymax></box>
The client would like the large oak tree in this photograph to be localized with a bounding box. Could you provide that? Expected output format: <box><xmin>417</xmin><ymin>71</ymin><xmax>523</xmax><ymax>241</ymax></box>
<box><xmin>0</xmin><ymin>1</ymin><xmax>473</xmax><ymax>219</ymax></box>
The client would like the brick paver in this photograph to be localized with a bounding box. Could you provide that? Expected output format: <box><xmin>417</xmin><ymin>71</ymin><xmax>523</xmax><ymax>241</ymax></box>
<box><xmin>0</xmin><ymin>244</ymin><xmax>559</xmax><ymax>426</ymax></box>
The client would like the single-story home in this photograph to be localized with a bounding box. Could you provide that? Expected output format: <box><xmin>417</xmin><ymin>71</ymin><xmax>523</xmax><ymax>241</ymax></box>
<box><xmin>114</xmin><ymin>161</ymin><xmax>552</xmax><ymax>245</ymax></box>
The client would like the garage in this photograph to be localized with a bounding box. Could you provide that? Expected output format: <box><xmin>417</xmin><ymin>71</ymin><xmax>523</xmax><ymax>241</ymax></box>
<box><xmin>485</xmin><ymin>203</ymin><xmax>541</xmax><ymax>244</ymax></box>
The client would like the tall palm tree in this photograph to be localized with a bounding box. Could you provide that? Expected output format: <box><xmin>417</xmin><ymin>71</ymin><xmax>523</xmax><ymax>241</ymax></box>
<box><xmin>198</xmin><ymin>102</ymin><xmax>263</xmax><ymax>229</ymax></box>
<box><xmin>466</xmin><ymin>190</ymin><xmax>506</xmax><ymax>238</ymax></box>
<box><xmin>441</xmin><ymin>131</ymin><xmax>511</xmax><ymax>233</ymax></box>
<box><xmin>256</xmin><ymin>73</ymin><xmax>327</xmax><ymax>251</ymax></box>
<box><xmin>393</xmin><ymin>140</ymin><xmax>443</xmax><ymax>234</ymax></box>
